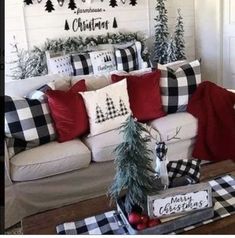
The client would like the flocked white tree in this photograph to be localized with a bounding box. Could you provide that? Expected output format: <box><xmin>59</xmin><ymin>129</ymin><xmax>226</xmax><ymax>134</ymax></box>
<box><xmin>174</xmin><ymin>9</ymin><xmax>186</xmax><ymax>60</ymax></box>
<box><xmin>153</xmin><ymin>0</ymin><xmax>169</xmax><ymax>64</ymax></box>
<box><xmin>166</xmin><ymin>36</ymin><xmax>177</xmax><ymax>63</ymax></box>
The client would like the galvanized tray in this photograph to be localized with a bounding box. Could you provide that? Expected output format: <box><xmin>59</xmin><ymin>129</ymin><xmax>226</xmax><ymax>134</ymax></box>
<box><xmin>116</xmin><ymin>197</ymin><xmax>214</xmax><ymax>234</ymax></box>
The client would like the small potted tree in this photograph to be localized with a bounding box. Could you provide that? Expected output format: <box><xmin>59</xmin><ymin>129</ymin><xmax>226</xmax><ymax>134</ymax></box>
<box><xmin>108</xmin><ymin>116</ymin><xmax>161</xmax><ymax>230</ymax></box>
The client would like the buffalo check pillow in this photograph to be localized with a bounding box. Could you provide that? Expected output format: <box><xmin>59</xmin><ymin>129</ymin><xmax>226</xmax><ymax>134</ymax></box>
<box><xmin>5</xmin><ymin>96</ymin><xmax>56</xmax><ymax>158</ymax></box>
<box><xmin>70</xmin><ymin>53</ymin><xmax>93</xmax><ymax>76</ymax></box>
<box><xmin>158</xmin><ymin>60</ymin><xmax>201</xmax><ymax>114</ymax></box>
<box><xmin>115</xmin><ymin>44</ymin><xmax>139</xmax><ymax>72</ymax></box>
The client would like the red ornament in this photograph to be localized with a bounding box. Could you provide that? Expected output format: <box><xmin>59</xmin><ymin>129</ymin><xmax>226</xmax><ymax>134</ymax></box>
<box><xmin>147</xmin><ymin>218</ymin><xmax>161</xmax><ymax>228</ymax></box>
<box><xmin>140</xmin><ymin>215</ymin><xmax>149</xmax><ymax>224</ymax></box>
<box><xmin>128</xmin><ymin>212</ymin><xmax>141</xmax><ymax>225</ymax></box>
<box><xmin>136</xmin><ymin>223</ymin><xmax>147</xmax><ymax>230</ymax></box>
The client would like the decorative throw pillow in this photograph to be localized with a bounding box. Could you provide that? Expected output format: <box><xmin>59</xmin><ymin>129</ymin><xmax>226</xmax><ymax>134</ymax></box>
<box><xmin>70</xmin><ymin>53</ymin><xmax>93</xmax><ymax>76</ymax></box>
<box><xmin>5</xmin><ymin>96</ymin><xmax>56</xmax><ymax>158</ymax></box>
<box><xmin>111</xmin><ymin>70</ymin><xmax>166</xmax><ymax>122</ymax></box>
<box><xmin>158</xmin><ymin>60</ymin><xmax>201</xmax><ymax>114</ymax></box>
<box><xmin>26</xmin><ymin>78</ymin><xmax>71</xmax><ymax>101</ymax></box>
<box><xmin>115</xmin><ymin>44</ymin><xmax>139</xmax><ymax>72</ymax></box>
<box><xmin>48</xmin><ymin>55</ymin><xmax>73</xmax><ymax>76</ymax></box>
<box><xmin>167</xmin><ymin>159</ymin><xmax>201</xmax><ymax>184</ymax></box>
<box><xmin>89</xmin><ymin>50</ymin><xmax>116</xmax><ymax>74</ymax></box>
<box><xmin>27</xmin><ymin>82</ymin><xmax>55</xmax><ymax>101</ymax></box>
<box><xmin>79</xmin><ymin>79</ymin><xmax>131</xmax><ymax>136</ymax></box>
<box><xmin>46</xmin><ymin>80</ymin><xmax>89</xmax><ymax>142</ymax></box>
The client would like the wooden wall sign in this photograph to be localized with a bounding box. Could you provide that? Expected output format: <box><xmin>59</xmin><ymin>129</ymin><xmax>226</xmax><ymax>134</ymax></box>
<box><xmin>147</xmin><ymin>182</ymin><xmax>212</xmax><ymax>218</ymax></box>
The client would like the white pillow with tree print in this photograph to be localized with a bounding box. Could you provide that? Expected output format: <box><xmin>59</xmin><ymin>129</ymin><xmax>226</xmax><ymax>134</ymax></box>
<box><xmin>79</xmin><ymin>79</ymin><xmax>131</xmax><ymax>136</ymax></box>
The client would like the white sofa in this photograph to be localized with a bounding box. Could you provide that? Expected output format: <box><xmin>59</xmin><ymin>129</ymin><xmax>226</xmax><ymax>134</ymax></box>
<box><xmin>5</xmin><ymin>71</ymin><xmax>198</xmax><ymax>228</ymax></box>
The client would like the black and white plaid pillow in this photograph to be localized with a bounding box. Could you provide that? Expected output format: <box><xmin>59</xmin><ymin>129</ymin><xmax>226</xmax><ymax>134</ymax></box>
<box><xmin>167</xmin><ymin>159</ymin><xmax>201</xmax><ymax>184</ymax></box>
<box><xmin>158</xmin><ymin>60</ymin><xmax>201</xmax><ymax>114</ymax></box>
<box><xmin>115</xmin><ymin>45</ymin><xmax>139</xmax><ymax>72</ymax></box>
<box><xmin>70</xmin><ymin>53</ymin><xmax>93</xmax><ymax>76</ymax></box>
<box><xmin>5</xmin><ymin>96</ymin><xmax>56</xmax><ymax>158</ymax></box>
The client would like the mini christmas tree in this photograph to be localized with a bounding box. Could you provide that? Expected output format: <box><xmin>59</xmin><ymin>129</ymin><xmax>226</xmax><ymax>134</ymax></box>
<box><xmin>113</xmin><ymin>17</ymin><xmax>118</xmax><ymax>28</ymax></box>
<box><xmin>109</xmin><ymin>0</ymin><xmax>118</xmax><ymax>8</ymax></box>
<box><xmin>45</xmin><ymin>0</ymin><xmax>55</xmax><ymax>12</ymax></box>
<box><xmin>166</xmin><ymin>36</ymin><xmax>177</xmax><ymax>63</ymax></box>
<box><xmin>130</xmin><ymin>0</ymin><xmax>137</xmax><ymax>6</ymax></box>
<box><xmin>108</xmin><ymin>116</ymin><xmax>157</xmax><ymax>213</ymax></box>
<box><xmin>105</xmin><ymin>94</ymin><xmax>119</xmax><ymax>120</ymax></box>
<box><xmin>64</xmin><ymin>20</ymin><xmax>70</xmax><ymax>31</ymax></box>
<box><xmin>174</xmin><ymin>9</ymin><xmax>186</xmax><ymax>60</ymax></box>
<box><xmin>119</xmin><ymin>98</ymin><xmax>128</xmax><ymax>116</ymax></box>
<box><xmin>95</xmin><ymin>105</ymin><xmax>106</xmax><ymax>124</ymax></box>
<box><xmin>68</xmin><ymin>0</ymin><xmax>77</xmax><ymax>10</ymax></box>
<box><xmin>153</xmin><ymin>0</ymin><xmax>169</xmax><ymax>64</ymax></box>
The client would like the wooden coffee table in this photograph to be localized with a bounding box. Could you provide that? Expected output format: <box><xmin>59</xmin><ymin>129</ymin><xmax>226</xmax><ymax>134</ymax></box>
<box><xmin>22</xmin><ymin>160</ymin><xmax>235</xmax><ymax>234</ymax></box>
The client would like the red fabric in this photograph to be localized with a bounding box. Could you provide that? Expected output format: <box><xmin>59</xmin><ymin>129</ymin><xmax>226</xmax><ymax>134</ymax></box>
<box><xmin>187</xmin><ymin>81</ymin><xmax>235</xmax><ymax>161</ymax></box>
<box><xmin>111</xmin><ymin>70</ymin><xmax>166</xmax><ymax>122</ymax></box>
<box><xmin>46</xmin><ymin>80</ymin><xmax>89</xmax><ymax>142</ymax></box>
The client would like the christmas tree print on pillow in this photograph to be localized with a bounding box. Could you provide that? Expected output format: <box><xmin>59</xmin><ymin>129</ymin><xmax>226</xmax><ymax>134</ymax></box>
<box><xmin>80</xmin><ymin>79</ymin><xmax>131</xmax><ymax>136</ymax></box>
<box><xmin>95</xmin><ymin>94</ymin><xmax>129</xmax><ymax>124</ymax></box>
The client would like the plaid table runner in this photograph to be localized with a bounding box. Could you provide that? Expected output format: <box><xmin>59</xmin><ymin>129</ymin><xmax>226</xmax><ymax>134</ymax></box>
<box><xmin>56</xmin><ymin>175</ymin><xmax>235</xmax><ymax>235</ymax></box>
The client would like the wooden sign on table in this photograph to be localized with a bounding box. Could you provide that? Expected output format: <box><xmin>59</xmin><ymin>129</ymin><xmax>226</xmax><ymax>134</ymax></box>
<box><xmin>147</xmin><ymin>182</ymin><xmax>212</xmax><ymax>218</ymax></box>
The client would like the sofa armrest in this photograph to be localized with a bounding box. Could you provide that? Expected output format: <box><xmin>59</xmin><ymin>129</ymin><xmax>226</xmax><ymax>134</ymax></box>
<box><xmin>5</xmin><ymin>140</ymin><xmax>13</xmax><ymax>186</ymax></box>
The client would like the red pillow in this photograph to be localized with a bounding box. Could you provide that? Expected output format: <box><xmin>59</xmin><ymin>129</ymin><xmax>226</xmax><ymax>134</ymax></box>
<box><xmin>111</xmin><ymin>70</ymin><xmax>166</xmax><ymax>122</ymax></box>
<box><xmin>46</xmin><ymin>80</ymin><xmax>89</xmax><ymax>142</ymax></box>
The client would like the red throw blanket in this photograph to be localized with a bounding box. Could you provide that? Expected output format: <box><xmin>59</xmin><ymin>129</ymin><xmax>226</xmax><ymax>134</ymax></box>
<box><xmin>187</xmin><ymin>81</ymin><xmax>235</xmax><ymax>161</ymax></box>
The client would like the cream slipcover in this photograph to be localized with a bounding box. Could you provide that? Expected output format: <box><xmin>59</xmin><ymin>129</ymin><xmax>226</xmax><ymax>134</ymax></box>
<box><xmin>10</xmin><ymin>140</ymin><xmax>91</xmax><ymax>182</ymax></box>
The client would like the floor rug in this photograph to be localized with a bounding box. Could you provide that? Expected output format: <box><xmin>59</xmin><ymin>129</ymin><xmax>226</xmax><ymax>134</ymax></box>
<box><xmin>56</xmin><ymin>175</ymin><xmax>235</xmax><ymax>235</ymax></box>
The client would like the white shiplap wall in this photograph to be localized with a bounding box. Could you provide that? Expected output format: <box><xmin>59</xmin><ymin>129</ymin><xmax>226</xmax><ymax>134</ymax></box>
<box><xmin>5</xmin><ymin>0</ymin><xmax>196</xmax><ymax>79</ymax></box>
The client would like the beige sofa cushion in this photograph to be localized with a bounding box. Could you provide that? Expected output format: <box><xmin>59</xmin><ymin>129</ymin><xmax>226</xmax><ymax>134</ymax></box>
<box><xmin>10</xmin><ymin>139</ymin><xmax>91</xmax><ymax>182</ymax></box>
<box><xmin>82</xmin><ymin>129</ymin><xmax>123</xmax><ymax>162</ymax></box>
<box><xmin>82</xmin><ymin>126</ymin><xmax>158</xmax><ymax>163</ymax></box>
<box><xmin>148</xmin><ymin>112</ymin><xmax>198</xmax><ymax>144</ymax></box>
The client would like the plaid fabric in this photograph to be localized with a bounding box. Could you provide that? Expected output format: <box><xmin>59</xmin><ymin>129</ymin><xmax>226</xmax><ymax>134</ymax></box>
<box><xmin>158</xmin><ymin>60</ymin><xmax>201</xmax><ymax>114</ymax></box>
<box><xmin>70</xmin><ymin>53</ymin><xmax>93</xmax><ymax>76</ymax></box>
<box><xmin>155</xmin><ymin>142</ymin><xmax>168</xmax><ymax>161</ymax></box>
<box><xmin>56</xmin><ymin>211</ymin><xmax>128</xmax><ymax>235</ymax></box>
<box><xmin>56</xmin><ymin>175</ymin><xmax>235</xmax><ymax>235</ymax></box>
<box><xmin>115</xmin><ymin>45</ymin><xmax>139</xmax><ymax>72</ymax></box>
<box><xmin>167</xmin><ymin>159</ymin><xmax>201</xmax><ymax>184</ymax></box>
<box><xmin>5</xmin><ymin>96</ymin><xmax>56</xmax><ymax>158</ymax></box>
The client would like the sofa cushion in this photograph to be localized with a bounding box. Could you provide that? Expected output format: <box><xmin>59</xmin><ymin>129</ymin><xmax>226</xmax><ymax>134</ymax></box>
<box><xmin>71</xmin><ymin>74</ymin><xmax>111</xmax><ymax>91</ymax></box>
<box><xmin>10</xmin><ymin>139</ymin><xmax>91</xmax><ymax>181</ymax></box>
<box><xmin>82</xmin><ymin>124</ymin><xmax>158</xmax><ymax>163</ymax></box>
<box><xmin>148</xmin><ymin>112</ymin><xmax>198</xmax><ymax>144</ymax></box>
<box><xmin>82</xmin><ymin>129</ymin><xmax>123</xmax><ymax>162</ymax></box>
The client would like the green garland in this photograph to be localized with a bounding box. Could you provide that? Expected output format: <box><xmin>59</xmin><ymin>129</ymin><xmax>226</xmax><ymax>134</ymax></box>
<box><xmin>10</xmin><ymin>32</ymin><xmax>150</xmax><ymax>80</ymax></box>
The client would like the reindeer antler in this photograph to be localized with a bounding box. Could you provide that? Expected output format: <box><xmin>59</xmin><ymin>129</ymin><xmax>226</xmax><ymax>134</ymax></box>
<box><xmin>167</xmin><ymin>127</ymin><xmax>182</xmax><ymax>141</ymax></box>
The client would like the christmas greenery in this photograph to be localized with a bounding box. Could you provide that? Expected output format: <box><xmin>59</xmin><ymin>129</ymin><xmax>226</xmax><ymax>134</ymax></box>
<box><xmin>8</xmin><ymin>32</ymin><xmax>149</xmax><ymax>80</ymax></box>
<box><xmin>173</xmin><ymin>9</ymin><xmax>186</xmax><ymax>60</ymax></box>
<box><xmin>108</xmin><ymin>116</ymin><xmax>157</xmax><ymax>213</ymax></box>
<box><xmin>154</xmin><ymin>0</ymin><xmax>169</xmax><ymax>64</ymax></box>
